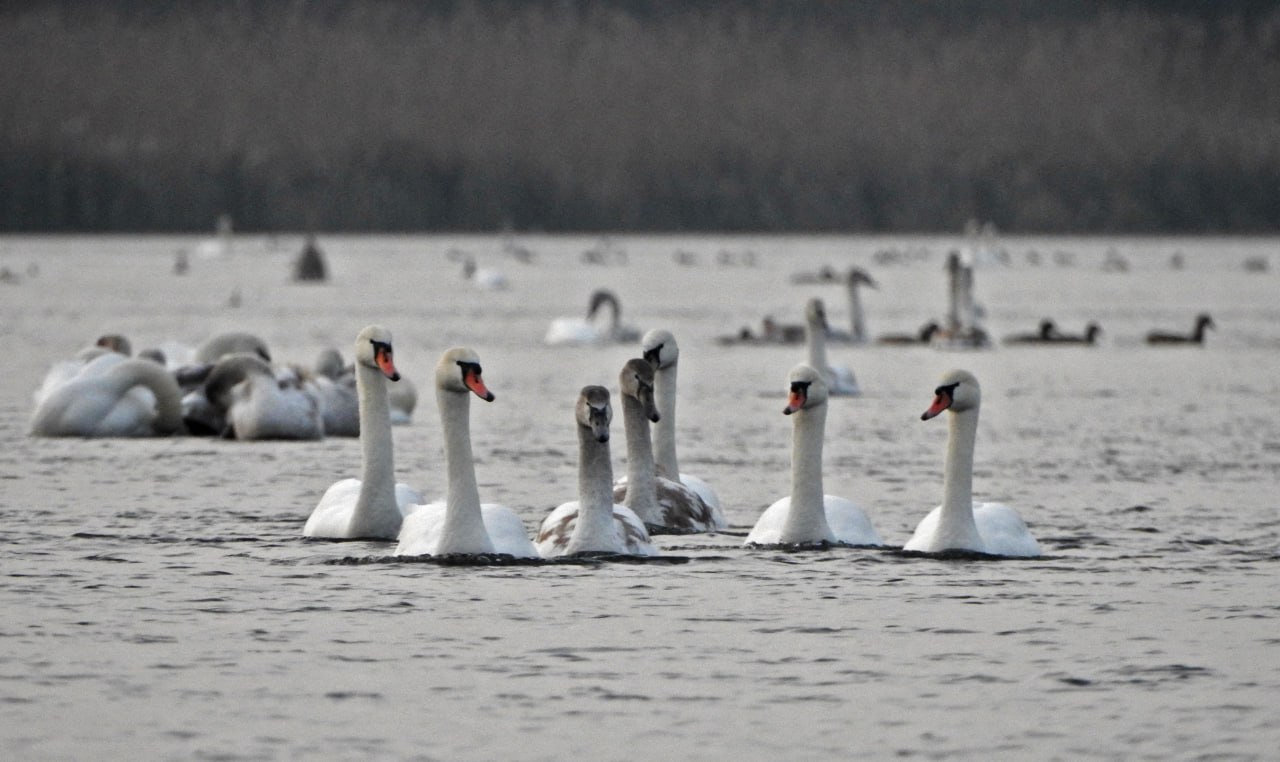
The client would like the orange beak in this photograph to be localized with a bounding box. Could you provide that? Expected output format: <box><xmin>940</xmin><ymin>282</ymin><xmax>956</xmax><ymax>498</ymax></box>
<box><xmin>375</xmin><ymin>346</ymin><xmax>400</xmax><ymax>381</ymax></box>
<box><xmin>784</xmin><ymin>388</ymin><xmax>806</xmax><ymax>415</ymax></box>
<box><xmin>921</xmin><ymin>391</ymin><xmax>952</xmax><ymax>420</ymax></box>
<box><xmin>464</xmin><ymin>366</ymin><xmax>495</xmax><ymax>401</ymax></box>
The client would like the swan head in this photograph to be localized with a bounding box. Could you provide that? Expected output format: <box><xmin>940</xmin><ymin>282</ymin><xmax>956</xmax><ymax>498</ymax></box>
<box><xmin>587</xmin><ymin>289</ymin><xmax>621</xmax><ymax>319</ymax></box>
<box><xmin>784</xmin><ymin>364</ymin><xmax>829</xmax><ymax>415</ymax></box>
<box><xmin>355</xmin><ymin>325</ymin><xmax>400</xmax><ymax>382</ymax></box>
<box><xmin>641</xmin><ymin>328</ymin><xmax>678</xmax><ymax>370</ymax></box>
<box><xmin>846</xmin><ymin>267</ymin><xmax>877</xmax><ymax>289</ymax></box>
<box><xmin>804</xmin><ymin>298</ymin><xmax>830</xmax><ymax>333</ymax></box>
<box><xmin>922</xmin><ymin>369</ymin><xmax>980</xmax><ymax>420</ymax></box>
<box><xmin>437</xmin><ymin>346</ymin><xmax>494</xmax><ymax>401</ymax></box>
<box><xmin>1195</xmin><ymin>313</ymin><xmax>1215</xmax><ymax>330</ymax></box>
<box><xmin>619</xmin><ymin>358</ymin><xmax>660</xmax><ymax>422</ymax></box>
<box><xmin>577</xmin><ymin>385</ymin><xmax>612</xmax><ymax>443</ymax></box>
<box><xmin>1038</xmin><ymin>318</ymin><xmax>1056</xmax><ymax>338</ymax></box>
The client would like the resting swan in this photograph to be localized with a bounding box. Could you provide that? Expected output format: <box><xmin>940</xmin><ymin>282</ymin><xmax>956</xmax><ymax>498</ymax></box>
<box><xmin>30</xmin><ymin>353</ymin><xmax>184</xmax><ymax>437</ymax></box>
<box><xmin>640</xmin><ymin>329</ymin><xmax>724</xmax><ymax>515</ymax></box>
<box><xmin>544</xmin><ymin>289</ymin><xmax>641</xmax><ymax>346</ymax></box>
<box><xmin>611</xmin><ymin>359</ymin><xmax>723</xmax><ymax>533</ymax></box>
<box><xmin>804</xmin><ymin>298</ymin><xmax>859</xmax><ymax>396</ymax></box>
<box><xmin>534</xmin><ymin>386</ymin><xmax>656</xmax><ymax>557</ymax></box>
<box><xmin>395</xmin><ymin>348</ymin><xmax>538</xmax><ymax>557</ymax></box>
<box><xmin>304</xmin><ymin>326</ymin><xmax>423</xmax><ymax>540</ymax></box>
<box><xmin>904</xmin><ymin>369</ymin><xmax>1041</xmax><ymax>557</ymax></box>
<box><xmin>745</xmin><ymin>364</ymin><xmax>883</xmax><ymax>546</ymax></box>
<box><xmin>187</xmin><ymin>354</ymin><xmax>323</xmax><ymax>440</ymax></box>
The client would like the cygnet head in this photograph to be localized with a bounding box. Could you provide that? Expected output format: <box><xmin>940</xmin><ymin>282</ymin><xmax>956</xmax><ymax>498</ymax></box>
<box><xmin>96</xmin><ymin>334</ymin><xmax>133</xmax><ymax>356</ymax></box>
<box><xmin>921</xmin><ymin>369</ymin><xmax>981</xmax><ymax>421</ymax></box>
<box><xmin>783</xmin><ymin>364</ymin><xmax>829</xmax><ymax>415</ymax></box>
<box><xmin>577</xmin><ymin>385</ymin><xmax>612</xmax><ymax>443</ymax></box>
<box><xmin>355</xmin><ymin>325</ymin><xmax>400</xmax><ymax>382</ymax></box>
<box><xmin>619</xmin><ymin>358</ymin><xmax>659</xmax><ymax>422</ymax></box>
<box><xmin>436</xmin><ymin>346</ymin><xmax>494</xmax><ymax>401</ymax></box>
<box><xmin>641</xmin><ymin>328</ymin><xmax>678</xmax><ymax>370</ymax></box>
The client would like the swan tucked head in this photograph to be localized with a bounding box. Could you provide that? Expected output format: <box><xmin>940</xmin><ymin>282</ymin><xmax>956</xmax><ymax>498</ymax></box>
<box><xmin>619</xmin><ymin>358</ymin><xmax>660</xmax><ymax>422</ymax></box>
<box><xmin>804</xmin><ymin>298</ymin><xmax>830</xmax><ymax>332</ymax></box>
<box><xmin>641</xmin><ymin>328</ymin><xmax>678</xmax><ymax>370</ymax></box>
<box><xmin>203</xmin><ymin>353</ymin><xmax>276</xmax><ymax>407</ymax></box>
<box><xmin>314</xmin><ymin>348</ymin><xmax>347</xmax><ymax>379</ymax></box>
<box><xmin>921</xmin><ymin>369</ymin><xmax>980</xmax><ymax>420</ymax></box>
<box><xmin>95</xmin><ymin>334</ymin><xmax>133</xmax><ymax>356</ymax></box>
<box><xmin>587</xmin><ymin>289</ymin><xmax>621</xmax><ymax>318</ymax></box>
<box><xmin>436</xmin><ymin>346</ymin><xmax>494</xmax><ymax>401</ymax></box>
<box><xmin>784</xmin><ymin>364</ymin><xmax>829</xmax><ymax>415</ymax></box>
<box><xmin>355</xmin><ymin>325</ymin><xmax>400</xmax><ymax>382</ymax></box>
<box><xmin>576</xmin><ymin>385</ymin><xmax>612</xmax><ymax>443</ymax></box>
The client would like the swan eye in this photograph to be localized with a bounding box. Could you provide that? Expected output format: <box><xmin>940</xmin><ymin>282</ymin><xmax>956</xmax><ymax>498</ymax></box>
<box><xmin>789</xmin><ymin>381</ymin><xmax>812</xmax><ymax>394</ymax></box>
<box><xmin>934</xmin><ymin>382</ymin><xmax>959</xmax><ymax>397</ymax></box>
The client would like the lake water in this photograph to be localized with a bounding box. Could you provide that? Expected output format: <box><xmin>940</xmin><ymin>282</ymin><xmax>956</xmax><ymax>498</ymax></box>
<box><xmin>1</xmin><ymin>233</ymin><xmax>1278</xmax><ymax>760</ymax></box>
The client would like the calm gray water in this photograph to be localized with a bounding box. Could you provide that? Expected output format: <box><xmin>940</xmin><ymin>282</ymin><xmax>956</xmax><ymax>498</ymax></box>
<box><xmin>1</xmin><ymin>234</ymin><xmax>1278</xmax><ymax>760</ymax></box>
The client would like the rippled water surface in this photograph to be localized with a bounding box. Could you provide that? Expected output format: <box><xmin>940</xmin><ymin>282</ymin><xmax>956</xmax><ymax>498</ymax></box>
<box><xmin>2</xmin><ymin>234</ymin><xmax>1278</xmax><ymax>760</ymax></box>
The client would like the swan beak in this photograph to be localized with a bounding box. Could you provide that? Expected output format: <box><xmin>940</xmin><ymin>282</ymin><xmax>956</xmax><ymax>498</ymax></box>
<box><xmin>784</xmin><ymin>389</ymin><xmax>806</xmax><ymax>415</ymax></box>
<box><xmin>375</xmin><ymin>346</ymin><xmax>401</xmax><ymax>382</ymax></box>
<box><xmin>921</xmin><ymin>391</ymin><xmax>952</xmax><ymax>420</ymax></box>
<box><xmin>464</xmin><ymin>367</ymin><xmax>495</xmax><ymax>401</ymax></box>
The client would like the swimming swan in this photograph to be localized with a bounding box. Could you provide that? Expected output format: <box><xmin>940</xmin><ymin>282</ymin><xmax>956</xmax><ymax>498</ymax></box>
<box><xmin>804</xmin><ymin>298</ymin><xmax>859</xmax><ymax>396</ymax></box>
<box><xmin>544</xmin><ymin>289</ymin><xmax>641</xmax><ymax>345</ymax></box>
<box><xmin>534</xmin><ymin>386</ymin><xmax>656</xmax><ymax>557</ymax></box>
<box><xmin>904</xmin><ymin>369</ymin><xmax>1041</xmax><ymax>557</ymax></box>
<box><xmin>745</xmin><ymin>364</ymin><xmax>883</xmax><ymax>546</ymax></box>
<box><xmin>30</xmin><ymin>353</ymin><xmax>184</xmax><ymax>437</ymax></box>
<box><xmin>640</xmin><ymin>329</ymin><xmax>724</xmax><ymax>515</ymax></box>
<box><xmin>304</xmin><ymin>326</ymin><xmax>423</xmax><ymax>540</ymax></box>
<box><xmin>611</xmin><ymin>358</ymin><xmax>722</xmax><ymax>533</ymax></box>
<box><xmin>395</xmin><ymin>348</ymin><xmax>538</xmax><ymax>557</ymax></box>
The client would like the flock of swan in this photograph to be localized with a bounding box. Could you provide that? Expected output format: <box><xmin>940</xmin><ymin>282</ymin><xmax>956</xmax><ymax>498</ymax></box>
<box><xmin>284</xmin><ymin>323</ymin><xmax>1037</xmax><ymax>560</ymax></box>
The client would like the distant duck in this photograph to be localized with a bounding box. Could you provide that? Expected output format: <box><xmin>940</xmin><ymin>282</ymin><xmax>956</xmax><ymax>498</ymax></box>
<box><xmin>1052</xmin><ymin>322</ymin><xmax>1103</xmax><ymax>345</ymax></box>
<box><xmin>611</xmin><ymin>358</ymin><xmax>722</xmax><ymax>533</ymax></box>
<box><xmin>544</xmin><ymin>289</ymin><xmax>641</xmax><ymax>345</ymax></box>
<box><xmin>462</xmin><ymin>256</ymin><xmax>509</xmax><ymax>291</ymax></box>
<box><xmin>904</xmin><ymin>369</ymin><xmax>1041</xmax><ymax>557</ymax></box>
<box><xmin>803</xmin><ymin>298</ymin><xmax>859</xmax><ymax>396</ymax></box>
<box><xmin>534</xmin><ymin>386</ymin><xmax>656</xmax><ymax>557</ymax></box>
<box><xmin>789</xmin><ymin>264</ymin><xmax>842</xmax><ymax>285</ymax></box>
<box><xmin>1146</xmin><ymin>313</ymin><xmax>1214</xmax><ymax>346</ymax></box>
<box><xmin>29</xmin><ymin>353</ymin><xmax>184</xmax><ymax>438</ymax></box>
<box><xmin>304</xmin><ymin>326</ymin><xmax>422</xmax><ymax>540</ymax></box>
<box><xmin>744</xmin><ymin>364</ymin><xmax>883</xmax><ymax>547</ymax></box>
<box><xmin>1003</xmin><ymin>319</ymin><xmax>1059</xmax><ymax>345</ymax></box>
<box><xmin>877</xmin><ymin>321</ymin><xmax>941</xmax><ymax>346</ymax></box>
<box><xmin>292</xmin><ymin>234</ymin><xmax>328</xmax><ymax>282</ymax></box>
<box><xmin>639</xmin><ymin>329</ymin><xmax>724</xmax><ymax>515</ymax></box>
<box><xmin>394</xmin><ymin>348</ymin><xmax>538</xmax><ymax>558</ymax></box>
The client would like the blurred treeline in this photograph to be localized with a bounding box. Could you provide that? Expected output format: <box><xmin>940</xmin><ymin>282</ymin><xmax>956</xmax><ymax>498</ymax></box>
<box><xmin>2</xmin><ymin>0</ymin><xmax>1278</xmax><ymax>233</ymax></box>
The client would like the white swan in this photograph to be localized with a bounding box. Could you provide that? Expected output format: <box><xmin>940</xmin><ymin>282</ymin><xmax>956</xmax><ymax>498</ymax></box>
<box><xmin>803</xmin><ymin>298</ymin><xmax>859</xmax><ymax>396</ymax></box>
<box><xmin>904</xmin><ymin>369</ymin><xmax>1041</xmax><ymax>557</ymax></box>
<box><xmin>544</xmin><ymin>289</ymin><xmax>641</xmax><ymax>345</ymax></box>
<box><xmin>640</xmin><ymin>329</ymin><xmax>723</xmax><ymax>514</ymax></box>
<box><xmin>395</xmin><ymin>347</ymin><xmax>538</xmax><ymax>558</ymax></box>
<box><xmin>534</xmin><ymin>386</ymin><xmax>656</xmax><ymax>557</ymax></box>
<box><xmin>304</xmin><ymin>326</ymin><xmax>423</xmax><ymax>540</ymax></box>
<box><xmin>745</xmin><ymin>365</ymin><xmax>883</xmax><ymax>546</ymax></box>
<box><xmin>194</xmin><ymin>331</ymin><xmax>272</xmax><ymax>364</ymax></box>
<box><xmin>189</xmin><ymin>354</ymin><xmax>323</xmax><ymax>440</ymax></box>
<box><xmin>931</xmin><ymin>251</ymin><xmax>990</xmax><ymax>349</ymax></box>
<box><xmin>30</xmin><ymin>353</ymin><xmax>184</xmax><ymax>437</ymax></box>
<box><xmin>463</xmin><ymin>256</ymin><xmax>509</xmax><ymax>291</ymax></box>
<box><xmin>611</xmin><ymin>359</ymin><xmax>723</xmax><ymax>533</ymax></box>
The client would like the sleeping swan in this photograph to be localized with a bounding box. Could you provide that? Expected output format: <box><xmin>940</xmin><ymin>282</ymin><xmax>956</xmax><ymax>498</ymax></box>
<box><xmin>30</xmin><ymin>353</ymin><xmax>184</xmax><ymax>437</ymax></box>
<box><xmin>304</xmin><ymin>326</ymin><xmax>423</xmax><ymax>540</ymax></box>
<box><xmin>395</xmin><ymin>347</ymin><xmax>538</xmax><ymax>558</ymax></box>
<box><xmin>904</xmin><ymin>369</ymin><xmax>1041</xmax><ymax>557</ymax></box>
<box><xmin>745</xmin><ymin>364</ymin><xmax>882</xmax><ymax>546</ymax></box>
<box><xmin>534</xmin><ymin>386</ymin><xmax>656</xmax><ymax>557</ymax></box>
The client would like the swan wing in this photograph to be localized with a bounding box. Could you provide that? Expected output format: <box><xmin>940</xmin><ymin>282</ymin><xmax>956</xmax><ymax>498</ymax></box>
<box><xmin>822</xmin><ymin>495</ymin><xmax>883</xmax><ymax>546</ymax></box>
<box><xmin>744</xmin><ymin>497</ymin><xmax>792</xmax><ymax>545</ymax></box>
<box><xmin>973</xmin><ymin>502</ymin><xmax>1041</xmax><ymax>557</ymax></box>
<box><xmin>480</xmin><ymin>504</ymin><xmax>539</xmax><ymax>558</ymax></box>
<box><xmin>303</xmin><ymin>478</ymin><xmax>363</xmax><ymax>538</ymax></box>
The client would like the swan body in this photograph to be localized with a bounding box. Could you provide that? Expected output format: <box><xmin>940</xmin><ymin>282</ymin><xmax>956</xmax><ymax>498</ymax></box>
<box><xmin>904</xmin><ymin>369</ymin><xmax>1040</xmax><ymax>557</ymax></box>
<box><xmin>30</xmin><ymin>353</ymin><xmax>184</xmax><ymax>437</ymax></box>
<box><xmin>395</xmin><ymin>348</ymin><xmax>538</xmax><ymax>558</ymax></box>
<box><xmin>463</xmin><ymin>257</ymin><xmax>509</xmax><ymax>291</ymax></box>
<box><xmin>544</xmin><ymin>289</ymin><xmax>641</xmax><ymax>345</ymax></box>
<box><xmin>611</xmin><ymin>359</ymin><xmax>722</xmax><ymax>533</ymax></box>
<box><xmin>1146</xmin><ymin>313</ymin><xmax>1213</xmax><ymax>345</ymax></box>
<box><xmin>535</xmin><ymin>386</ymin><xmax>656</xmax><ymax>557</ymax></box>
<box><xmin>185</xmin><ymin>354</ymin><xmax>322</xmax><ymax>440</ymax></box>
<box><xmin>304</xmin><ymin>326</ymin><xmax>422</xmax><ymax>540</ymax></box>
<box><xmin>640</xmin><ymin>329</ymin><xmax>724</xmax><ymax>515</ymax></box>
<box><xmin>194</xmin><ymin>332</ymin><xmax>271</xmax><ymax>364</ymax></box>
<box><xmin>804</xmin><ymin>298</ymin><xmax>859</xmax><ymax>396</ymax></box>
<box><xmin>745</xmin><ymin>365</ymin><xmax>882</xmax><ymax>546</ymax></box>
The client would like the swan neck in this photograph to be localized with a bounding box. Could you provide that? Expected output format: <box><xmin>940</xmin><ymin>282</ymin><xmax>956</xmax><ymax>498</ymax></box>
<box><xmin>117</xmin><ymin>360</ymin><xmax>183</xmax><ymax>433</ymax></box>
<box><xmin>571</xmin><ymin>423</ymin><xmax>617</xmax><ymax>547</ymax></box>
<box><xmin>354</xmin><ymin>364</ymin><xmax>398</xmax><ymax>520</ymax></box>
<box><xmin>652</xmin><ymin>363</ymin><xmax>679</xmax><ymax>479</ymax></box>
<box><xmin>622</xmin><ymin>392</ymin><xmax>661</xmax><ymax>525</ymax></box>
<box><xmin>806</xmin><ymin>319</ymin><xmax>829</xmax><ymax>370</ymax></box>
<box><xmin>940</xmin><ymin>407</ymin><xmax>979</xmax><ymax>530</ymax></box>
<box><xmin>437</xmin><ymin>386</ymin><xmax>493</xmax><ymax>553</ymax></box>
<box><xmin>847</xmin><ymin>282</ymin><xmax>866</xmax><ymax>342</ymax></box>
<box><xmin>783</xmin><ymin>403</ymin><xmax>831</xmax><ymax>540</ymax></box>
